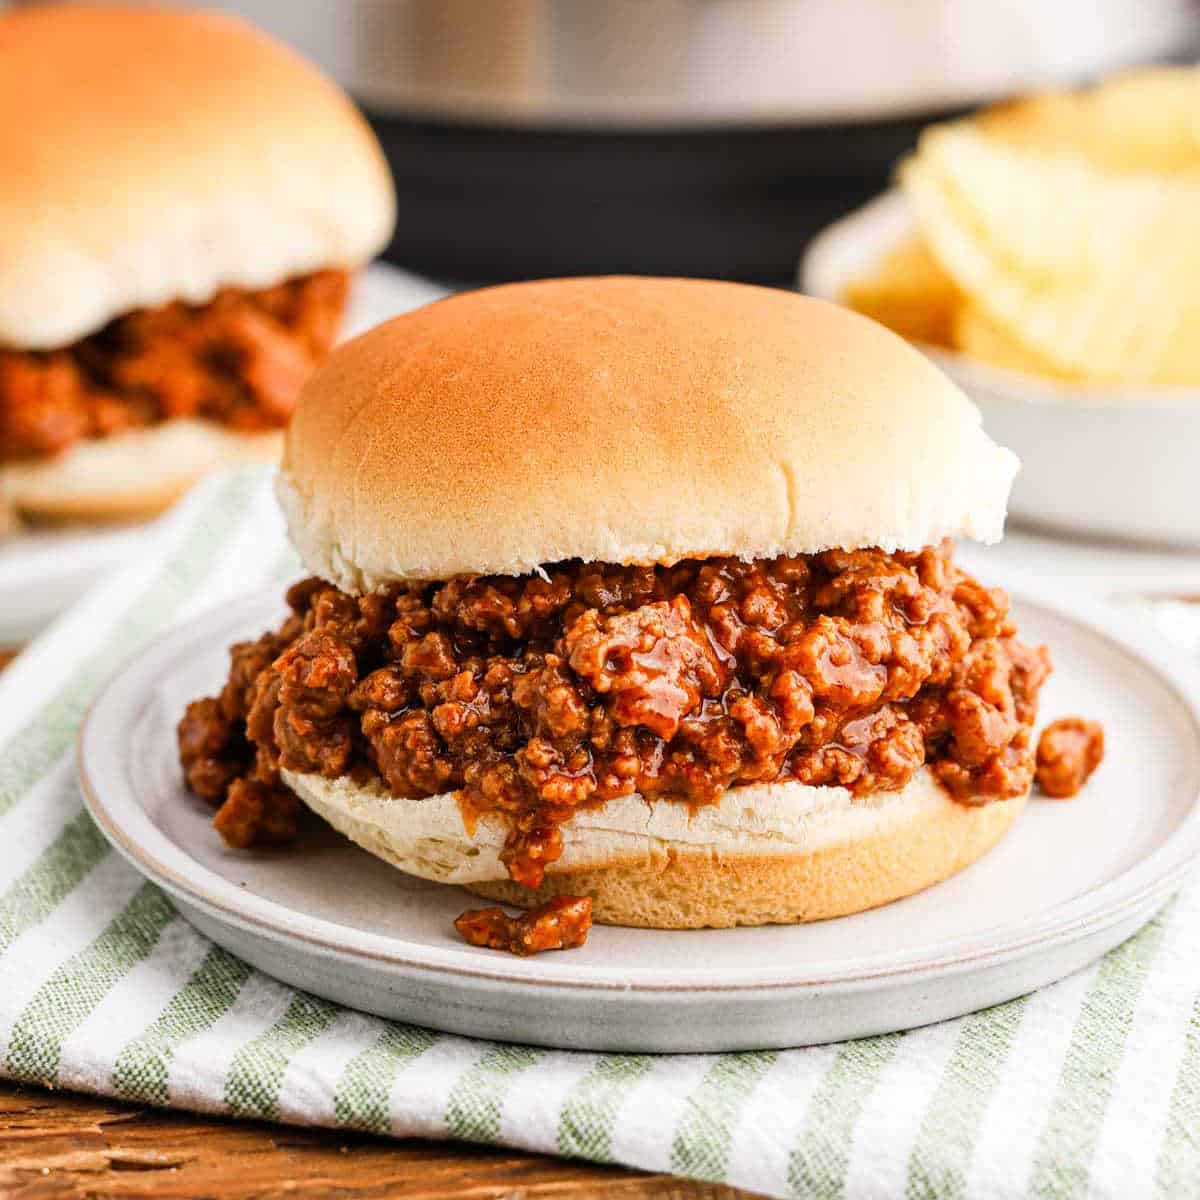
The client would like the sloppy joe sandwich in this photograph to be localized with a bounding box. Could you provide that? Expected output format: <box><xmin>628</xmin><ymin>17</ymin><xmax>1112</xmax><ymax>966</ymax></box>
<box><xmin>179</xmin><ymin>276</ymin><xmax>1054</xmax><ymax>948</ymax></box>
<box><xmin>0</xmin><ymin>4</ymin><xmax>394</xmax><ymax>521</ymax></box>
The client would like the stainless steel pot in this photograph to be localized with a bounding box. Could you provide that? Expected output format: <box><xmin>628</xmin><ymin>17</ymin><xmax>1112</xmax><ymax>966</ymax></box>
<box><xmin>189</xmin><ymin>0</ymin><xmax>1196</xmax><ymax>127</ymax></box>
<box><xmin>86</xmin><ymin>0</ymin><xmax>1199</xmax><ymax>281</ymax></box>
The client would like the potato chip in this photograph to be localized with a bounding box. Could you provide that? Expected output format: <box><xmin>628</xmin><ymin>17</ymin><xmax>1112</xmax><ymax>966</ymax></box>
<box><xmin>953</xmin><ymin>304</ymin><xmax>1081</xmax><ymax>381</ymax></box>
<box><xmin>842</xmin><ymin>236</ymin><xmax>962</xmax><ymax>347</ymax></box>
<box><xmin>899</xmin><ymin>125</ymin><xmax>1200</xmax><ymax>385</ymax></box>
<box><xmin>973</xmin><ymin>67</ymin><xmax>1200</xmax><ymax>175</ymax></box>
<box><xmin>840</xmin><ymin>67</ymin><xmax>1200</xmax><ymax>385</ymax></box>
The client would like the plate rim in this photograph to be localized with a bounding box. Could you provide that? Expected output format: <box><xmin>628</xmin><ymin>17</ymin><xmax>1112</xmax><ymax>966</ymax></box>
<box><xmin>78</xmin><ymin>575</ymin><xmax>1200</xmax><ymax>995</ymax></box>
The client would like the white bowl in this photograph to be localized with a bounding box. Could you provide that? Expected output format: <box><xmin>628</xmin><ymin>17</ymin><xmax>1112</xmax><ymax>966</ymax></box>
<box><xmin>801</xmin><ymin>191</ymin><xmax>1200</xmax><ymax>547</ymax></box>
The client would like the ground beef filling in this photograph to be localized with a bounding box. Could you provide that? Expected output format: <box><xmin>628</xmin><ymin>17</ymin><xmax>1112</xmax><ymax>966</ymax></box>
<box><xmin>178</xmin><ymin>544</ymin><xmax>1052</xmax><ymax>889</ymax></box>
<box><xmin>0</xmin><ymin>270</ymin><xmax>349</xmax><ymax>461</ymax></box>
<box><xmin>1036</xmin><ymin>717</ymin><xmax>1105</xmax><ymax>798</ymax></box>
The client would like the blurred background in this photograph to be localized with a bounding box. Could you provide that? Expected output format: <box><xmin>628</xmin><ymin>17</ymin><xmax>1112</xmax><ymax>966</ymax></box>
<box><xmin>13</xmin><ymin>0</ymin><xmax>1198</xmax><ymax>284</ymax></box>
<box><xmin>3</xmin><ymin>0</ymin><xmax>1200</xmax><ymax>585</ymax></box>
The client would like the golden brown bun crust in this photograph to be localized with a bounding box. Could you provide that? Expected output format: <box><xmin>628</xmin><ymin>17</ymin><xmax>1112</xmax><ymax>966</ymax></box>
<box><xmin>279</xmin><ymin>277</ymin><xmax>1018</xmax><ymax>589</ymax></box>
<box><xmin>1</xmin><ymin>421</ymin><xmax>281</xmax><ymax>523</ymax></box>
<box><xmin>468</xmin><ymin>793</ymin><xmax>1026</xmax><ymax>928</ymax></box>
<box><xmin>0</xmin><ymin>5</ymin><xmax>394</xmax><ymax>349</ymax></box>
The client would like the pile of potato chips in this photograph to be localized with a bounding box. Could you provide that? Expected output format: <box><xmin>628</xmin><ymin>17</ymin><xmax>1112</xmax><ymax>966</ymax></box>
<box><xmin>844</xmin><ymin>67</ymin><xmax>1200</xmax><ymax>387</ymax></box>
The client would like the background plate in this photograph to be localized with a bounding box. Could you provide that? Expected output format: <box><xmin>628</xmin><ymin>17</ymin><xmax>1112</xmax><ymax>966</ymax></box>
<box><xmin>0</xmin><ymin>264</ymin><xmax>447</xmax><ymax>645</ymax></box>
<box><xmin>80</xmin><ymin>579</ymin><xmax>1200</xmax><ymax>1051</ymax></box>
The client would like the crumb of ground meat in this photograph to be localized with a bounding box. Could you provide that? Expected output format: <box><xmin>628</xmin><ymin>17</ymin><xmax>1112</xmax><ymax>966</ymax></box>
<box><xmin>454</xmin><ymin>895</ymin><xmax>593</xmax><ymax>955</ymax></box>
<box><xmin>1036</xmin><ymin>717</ymin><xmax>1105</xmax><ymax>798</ymax></box>
<box><xmin>178</xmin><ymin>545</ymin><xmax>1052</xmax><ymax>888</ymax></box>
<box><xmin>177</xmin><ymin>697</ymin><xmax>247</xmax><ymax>803</ymax></box>
<box><xmin>212</xmin><ymin>778</ymin><xmax>303</xmax><ymax>848</ymax></box>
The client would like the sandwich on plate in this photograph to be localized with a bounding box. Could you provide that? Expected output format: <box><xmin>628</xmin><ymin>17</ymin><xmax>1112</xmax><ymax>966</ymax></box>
<box><xmin>179</xmin><ymin>277</ymin><xmax>1101</xmax><ymax>955</ymax></box>
<box><xmin>0</xmin><ymin>4</ymin><xmax>394</xmax><ymax>521</ymax></box>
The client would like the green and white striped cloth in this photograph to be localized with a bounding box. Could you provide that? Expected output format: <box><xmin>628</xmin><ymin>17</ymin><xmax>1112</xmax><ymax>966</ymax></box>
<box><xmin>2</xmin><ymin>467</ymin><xmax>1198</xmax><ymax>1198</ymax></box>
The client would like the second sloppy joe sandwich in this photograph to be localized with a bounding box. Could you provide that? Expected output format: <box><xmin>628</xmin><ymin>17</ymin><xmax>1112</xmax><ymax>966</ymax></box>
<box><xmin>0</xmin><ymin>4</ymin><xmax>394</xmax><ymax>521</ymax></box>
<box><xmin>179</xmin><ymin>276</ymin><xmax>1053</xmax><ymax>952</ymax></box>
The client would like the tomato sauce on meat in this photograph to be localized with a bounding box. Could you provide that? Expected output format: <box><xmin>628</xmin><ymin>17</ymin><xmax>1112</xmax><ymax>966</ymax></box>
<box><xmin>454</xmin><ymin>896</ymin><xmax>593</xmax><ymax>956</ymax></box>
<box><xmin>0</xmin><ymin>270</ymin><xmax>348</xmax><ymax>461</ymax></box>
<box><xmin>1036</xmin><ymin>717</ymin><xmax>1105</xmax><ymax>798</ymax></box>
<box><xmin>179</xmin><ymin>543</ymin><xmax>1052</xmax><ymax>895</ymax></box>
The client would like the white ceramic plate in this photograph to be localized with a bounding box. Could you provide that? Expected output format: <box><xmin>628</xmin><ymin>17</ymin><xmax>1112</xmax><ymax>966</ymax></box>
<box><xmin>800</xmin><ymin>191</ymin><xmax>1200</xmax><ymax>548</ymax></box>
<box><xmin>79</xmin><ymin>577</ymin><xmax>1200</xmax><ymax>1051</ymax></box>
<box><xmin>0</xmin><ymin>264</ymin><xmax>448</xmax><ymax>645</ymax></box>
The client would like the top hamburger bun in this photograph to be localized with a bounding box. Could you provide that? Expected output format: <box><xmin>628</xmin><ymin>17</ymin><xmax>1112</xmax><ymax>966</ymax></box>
<box><xmin>0</xmin><ymin>4</ymin><xmax>395</xmax><ymax>351</ymax></box>
<box><xmin>278</xmin><ymin>276</ymin><xmax>1018</xmax><ymax>592</ymax></box>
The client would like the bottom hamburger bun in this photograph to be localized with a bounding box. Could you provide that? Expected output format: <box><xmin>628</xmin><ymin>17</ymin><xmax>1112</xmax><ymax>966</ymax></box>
<box><xmin>1</xmin><ymin>419</ymin><xmax>282</xmax><ymax>522</ymax></box>
<box><xmin>281</xmin><ymin>767</ymin><xmax>1027</xmax><ymax>929</ymax></box>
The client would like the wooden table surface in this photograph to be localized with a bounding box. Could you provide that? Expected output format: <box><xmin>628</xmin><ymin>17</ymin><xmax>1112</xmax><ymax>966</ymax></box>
<box><xmin>0</xmin><ymin>645</ymin><xmax>754</xmax><ymax>1199</ymax></box>
<box><xmin>0</xmin><ymin>1081</ymin><xmax>753</xmax><ymax>1199</ymax></box>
